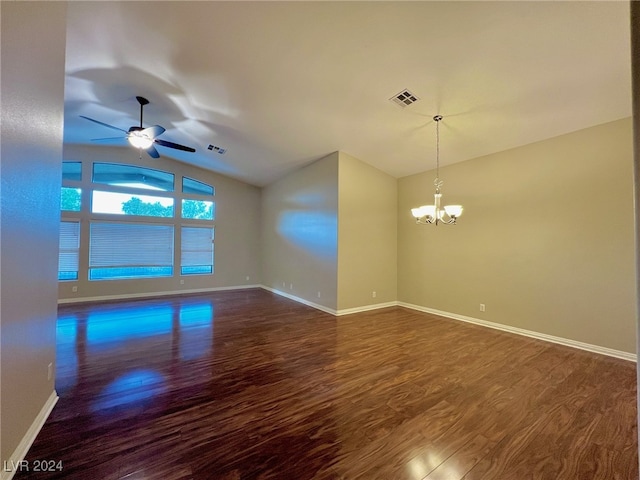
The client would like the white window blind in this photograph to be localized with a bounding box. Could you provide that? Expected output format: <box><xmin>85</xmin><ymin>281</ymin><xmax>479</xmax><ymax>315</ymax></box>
<box><xmin>59</xmin><ymin>221</ymin><xmax>80</xmax><ymax>280</ymax></box>
<box><xmin>181</xmin><ymin>226</ymin><xmax>214</xmax><ymax>275</ymax></box>
<box><xmin>89</xmin><ymin>222</ymin><xmax>174</xmax><ymax>280</ymax></box>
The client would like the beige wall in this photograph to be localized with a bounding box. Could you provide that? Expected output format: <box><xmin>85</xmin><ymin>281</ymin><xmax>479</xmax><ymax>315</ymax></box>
<box><xmin>261</xmin><ymin>153</ymin><xmax>339</xmax><ymax>310</ymax></box>
<box><xmin>337</xmin><ymin>152</ymin><xmax>397</xmax><ymax>310</ymax></box>
<box><xmin>1</xmin><ymin>1</ymin><xmax>67</xmax><ymax>467</ymax></box>
<box><xmin>630</xmin><ymin>0</ymin><xmax>640</xmax><ymax>458</ymax></box>
<box><xmin>58</xmin><ymin>145</ymin><xmax>262</xmax><ymax>301</ymax></box>
<box><xmin>399</xmin><ymin>118</ymin><xmax>636</xmax><ymax>354</ymax></box>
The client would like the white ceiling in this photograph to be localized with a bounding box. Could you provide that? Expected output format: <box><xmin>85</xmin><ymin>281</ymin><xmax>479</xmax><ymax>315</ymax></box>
<box><xmin>63</xmin><ymin>1</ymin><xmax>632</xmax><ymax>187</ymax></box>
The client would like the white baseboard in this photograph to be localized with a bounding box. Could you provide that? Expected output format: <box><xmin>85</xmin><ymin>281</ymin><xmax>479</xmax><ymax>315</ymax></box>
<box><xmin>260</xmin><ymin>286</ymin><xmax>398</xmax><ymax>317</ymax></box>
<box><xmin>398</xmin><ymin>302</ymin><xmax>636</xmax><ymax>362</ymax></box>
<box><xmin>336</xmin><ymin>301</ymin><xmax>398</xmax><ymax>316</ymax></box>
<box><xmin>260</xmin><ymin>286</ymin><xmax>338</xmax><ymax>315</ymax></box>
<box><xmin>1</xmin><ymin>391</ymin><xmax>58</xmax><ymax>480</ymax></box>
<box><xmin>58</xmin><ymin>284</ymin><xmax>261</xmax><ymax>304</ymax></box>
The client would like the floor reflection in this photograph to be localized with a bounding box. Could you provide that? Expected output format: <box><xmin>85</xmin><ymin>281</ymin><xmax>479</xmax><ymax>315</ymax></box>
<box><xmin>56</xmin><ymin>314</ymin><xmax>78</xmax><ymax>393</ymax></box>
<box><xmin>55</xmin><ymin>298</ymin><xmax>216</xmax><ymax>412</ymax></box>
<box><xmin>91</xmin><ymin>369</ymin><xmax>167</xmax><ymax>412</ymax></box>
<box><xmin>179</xmin><ymin>303</ymin><xmax>214</xmax><ymax>361</ymax></box>
<box><xmin>86</xmin><ymin>305</ymin><xmax>173</xmax><ymax>346</ymax></box>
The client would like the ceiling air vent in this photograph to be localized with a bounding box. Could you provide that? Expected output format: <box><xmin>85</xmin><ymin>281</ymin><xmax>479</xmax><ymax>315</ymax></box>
<box><xmin>390</xmin><ymin>89</ymin><xmax>419</xmax><ymax>107</ymax></box>
<box><xmin>207</xmin><ymin>144</ymin><xmax>227</xmax><ymax>155</ymax></box>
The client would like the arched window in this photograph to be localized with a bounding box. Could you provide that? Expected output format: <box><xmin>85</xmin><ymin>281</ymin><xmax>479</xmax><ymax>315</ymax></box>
<box><xmin>59</xmin><ymin>162</ymin><xmax>215</xmax><ymax>281</ymax></box>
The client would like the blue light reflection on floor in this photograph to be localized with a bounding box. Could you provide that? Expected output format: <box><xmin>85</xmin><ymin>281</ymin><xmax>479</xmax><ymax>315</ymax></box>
<box><xmin>91</xmin><ymin>369</ymin><xmax>166</xmax><ymax>412</ymax></box>
<box><xmin>179</xmin><ymin>303</ymin><xmax>213</xmax><ymax>360</ymax></box>
<box><xmin>57</xmin><ymin>300</ymin><xmax>216</xmax><ymax>408</ymax></box>
<box><xmin>87</xmin><ymin>305</ymin><xmax>173</xmax><ymax>347</ymax></box>
<box><xmin>56</xmin><ymin>314</ymin><xmax>79</xmax><ymax>393</ymax></box>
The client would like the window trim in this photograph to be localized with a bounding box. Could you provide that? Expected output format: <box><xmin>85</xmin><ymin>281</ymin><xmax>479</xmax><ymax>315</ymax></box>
<box><xmin>60</xmin><ymin>160</ymin><xmax>216</xmax><ymax>282</ymax></box>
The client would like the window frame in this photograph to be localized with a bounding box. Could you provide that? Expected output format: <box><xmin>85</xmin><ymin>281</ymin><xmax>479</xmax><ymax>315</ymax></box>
<box><xmin>60</xmin><ymin>160</ymin><xmax>216</xmax><ymax>283</ymax></box>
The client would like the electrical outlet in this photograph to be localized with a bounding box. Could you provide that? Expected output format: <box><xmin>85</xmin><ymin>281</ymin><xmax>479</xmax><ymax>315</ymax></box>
<box><xmin>282</xmin><ymin>282</ymin><xmax>286</xmax><ymax>288</ymax></box>
<box><xmin>317</xmin><ymin>291</ymin><xmax>321</xmax><ymax>298</ymax></box>
<box><xmin>246</xmin><ymin>276</ymin><xmax>250</xmax><ymax>281</ymax></box>
<box><xmin>72</xmin><ymin>286</ymin><xmax>78</xmax><ymax>293</ymax></box>
<box><xmin>289</xmin><ymin>283</ymin><xmax>293</xmax><ymax>290</ymax></box>
<box><xmin>372</xmin><ymin>291</ymin><xmax>377</xmax><ymax>298</ymax></box>
<box><xmin>480</xmin><ymin>304</ymin><xmax>486</xmax><ymax>312</ymax></box>
<box><xmin>180</xmin><ymin>279</ymin><xmax>184</xmax><ymax>285</ymax></box>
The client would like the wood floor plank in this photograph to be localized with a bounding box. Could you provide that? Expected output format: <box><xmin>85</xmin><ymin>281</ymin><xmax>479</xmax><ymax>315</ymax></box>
<box><xmin>12</xmin><ymin>289</ymin><xmax>637</xmax><ymax>479</ymax></box>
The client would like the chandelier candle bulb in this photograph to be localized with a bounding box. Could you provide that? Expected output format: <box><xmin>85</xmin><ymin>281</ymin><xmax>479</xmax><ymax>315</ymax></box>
<box><xmin>410</xmin><ymin>115</ymin><xmax>464</xmax><ymax>226</ymax></box>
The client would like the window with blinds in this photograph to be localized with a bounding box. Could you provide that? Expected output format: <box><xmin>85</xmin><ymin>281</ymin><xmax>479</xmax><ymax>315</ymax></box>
<box><xmin>89</xmin><ymin>222</ymin><xmax>174</xmax><ymax>280</ymax></box>
<box><xmin>181</xmin><ymin>226</ymin><xmax>214</xmax><ymax>275</ymax></box>
<box><xmin>60</xmin><ymin>161</ymin><xmax>216</xmax><ymax>283</ymax></box>
<box><xmin>59</xmin><ymin>221</ymin><xmax>80</xmax><ymax>280</ymax></box>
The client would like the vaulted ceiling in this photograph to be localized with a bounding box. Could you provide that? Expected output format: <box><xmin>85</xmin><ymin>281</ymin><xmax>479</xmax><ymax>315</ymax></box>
<box><xmin>63</xmin><ymin>1</ymin><xmax>631</xmax><ymax>186</ymax></box>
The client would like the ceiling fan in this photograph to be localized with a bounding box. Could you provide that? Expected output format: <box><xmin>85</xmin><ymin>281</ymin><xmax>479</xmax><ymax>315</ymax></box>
<box><xmin>80</xmin><ymin>96</ymin><xmax>196</xmax><ymax>158</ymax></box>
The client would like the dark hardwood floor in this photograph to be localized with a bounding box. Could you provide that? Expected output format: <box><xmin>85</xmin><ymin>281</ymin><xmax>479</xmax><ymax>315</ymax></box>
<box><xmin>15</xmin><ymin>288</ymin><xmax>638</xmax><ymax>479</ymax></box>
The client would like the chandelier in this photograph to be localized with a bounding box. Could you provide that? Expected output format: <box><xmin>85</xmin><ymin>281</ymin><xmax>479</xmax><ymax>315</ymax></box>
<box><xmin>411</xmin><ymin>115</ymin><xmax>463</xmax><ymax>225</ymax></box>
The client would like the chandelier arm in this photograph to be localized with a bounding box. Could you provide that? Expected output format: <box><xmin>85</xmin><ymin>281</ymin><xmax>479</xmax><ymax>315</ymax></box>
<box><xmin>415</xmin><ymin>216</ymin><xmax>436</xmax><ymax>225</ymax></box>
<box><xmin>414</xmin><ymin>215</ymin><xmax>458</xmax><ymax>225</ymax></box>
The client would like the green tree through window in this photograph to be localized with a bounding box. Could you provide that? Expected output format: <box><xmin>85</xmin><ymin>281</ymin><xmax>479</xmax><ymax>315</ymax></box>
<box><xmin>121</xmin><ymin>197</ymin><xmax>174</xmax><ymax>217</ymax></box>
<box><xmin>61</xmin><ymin>187</ymin><xmax>81</xmax><ymax>211</ymax></box>
<box><xmin>182</xmin><ymin>199</ymin><xmax>214</xmax><ymax>220</ymax></box>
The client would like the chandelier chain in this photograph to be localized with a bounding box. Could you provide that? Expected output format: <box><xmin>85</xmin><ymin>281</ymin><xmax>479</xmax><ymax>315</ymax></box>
<box><xmin>434</xmin><ymin>115</ymin><xmax>443</xmax><ymax>191</ymax></box>
<box><xmin>436</xmin><ymin>116</ymin><xmax>440</xmax><ymax>176</ymax></box>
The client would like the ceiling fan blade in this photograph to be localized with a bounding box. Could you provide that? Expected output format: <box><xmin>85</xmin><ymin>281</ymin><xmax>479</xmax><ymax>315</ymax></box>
<box><xmin>80</xmin><ymin>115</ymin><xmax>128</xmax><ymax>133</ymax></box>
<box><xmin>90</xmin><ymin>136</ymin><xmax>126</xmax><ymax>142</ymax></box>
<box><xmin>146</xmin><ymin>145</ymin><xmax>160</xmax><ymax>159</ymax></box>
<box><xmin>142</xmin><ymin>125</ymin><xmax>165</xmax><ymax>138</ymax></box>
<box><xmin>154</xmin><ymin>138</ymin><xmax>196</xmax><ymax>153</ymax></box>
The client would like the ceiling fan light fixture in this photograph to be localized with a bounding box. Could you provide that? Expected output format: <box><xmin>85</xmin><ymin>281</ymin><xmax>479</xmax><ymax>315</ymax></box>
<box><xmin>128</xmin><ymin>131</ymin><xmax>153</xmax><ymax>149</ymax></box>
